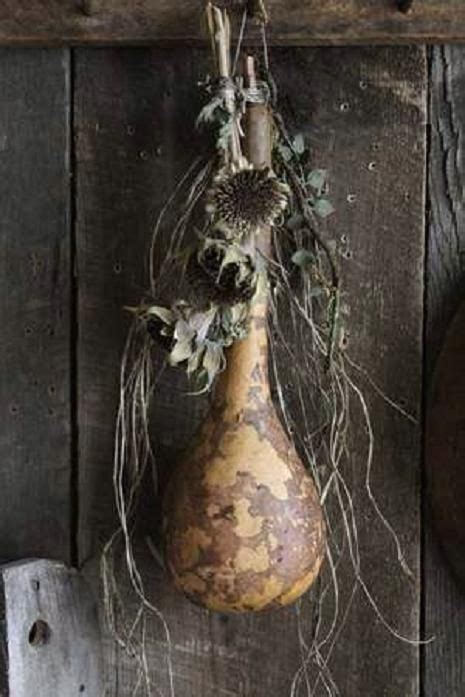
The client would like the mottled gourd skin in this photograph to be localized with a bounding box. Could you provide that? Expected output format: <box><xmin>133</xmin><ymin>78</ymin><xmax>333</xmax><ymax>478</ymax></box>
<box><xmin>163</xmin><ymin>307</ymin><xmax>326</xmax><ymax>613</ymax></box>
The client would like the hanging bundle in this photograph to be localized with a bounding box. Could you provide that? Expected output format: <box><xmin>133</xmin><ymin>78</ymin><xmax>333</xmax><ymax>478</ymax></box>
<box><xmin>102</xmin><ymin>2</ymin><xmax>419</xmax><ymax>694</ymax></box>
<box><xmin>162</xmin><ymin>19</ymin><xmax>325</xmax><ymax>611</ymax></box>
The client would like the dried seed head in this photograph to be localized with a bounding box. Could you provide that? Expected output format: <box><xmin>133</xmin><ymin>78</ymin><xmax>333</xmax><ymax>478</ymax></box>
<box><xmin>206</xmin><ymin>165</ymin><xmax>289</xmax><ymax>238</ymax></box>
<box><xmin>186</xmin><ymin>242</ymin><xmax>257</xmax><ymax>307</ymax></box>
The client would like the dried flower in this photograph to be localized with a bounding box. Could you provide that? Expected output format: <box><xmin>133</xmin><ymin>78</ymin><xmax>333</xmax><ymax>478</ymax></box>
<box><xmin>186</xmin><ymin>238</ymin><xmax>258</xmax><ymax>307</ymax></box>
<box><xmin>206</xmin><ymin>164</ymin><xmax>289</xmax><ymax>237</ymax></box>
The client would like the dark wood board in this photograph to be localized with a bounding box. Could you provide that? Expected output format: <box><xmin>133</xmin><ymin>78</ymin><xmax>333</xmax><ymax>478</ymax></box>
<box><xmin>427</xmin><ymin>302</ymin><xmax>465</xmax><ymax>584</ymax></box>
<box><xmin>1</xmin><ymin>1</ymin><xmax>465</xmax><ymax>46</ymax></box>
<box><xmin>76</xmin><ymin>45</ymin><xmax>425</xmax><ymax>695</ymax></box>
<box><xmin>423</xmin><ymin>45</ymin><xmax>465</xmax><ymax>697</ymax></box>
<box><xmin>0</xmin><ymin>49</ymin><xmax>72</xmax><ymax>563</ymax></box>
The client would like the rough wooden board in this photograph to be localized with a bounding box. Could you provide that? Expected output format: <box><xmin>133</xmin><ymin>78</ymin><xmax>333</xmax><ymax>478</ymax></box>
<box><xmin>271</xmin><ymin>45</ymin><xmax>425</xmax><ymax>696</ymax></box>
<box><xmin>76</xmin><ymin>46</ymin><xmax>425</xmax><ymax>696</ymax></box>
<box><xmin>424</xmin><ymin>45</ymin><xmax>465</xmax><ymax>697</ymax></box>
<box><xmin>0</xmin><ymin>559</ymin><xmax>102</xmax><ymax>696</ymax></box>
<box><xmin>0</xmin><ymin>1</ymin><xmax>465</xmax><ymax>46</ymax></box>
<box><xmin>0</xmin><ymin>50</ymin><xmax>72</xmax><ymax>563</ymax></box>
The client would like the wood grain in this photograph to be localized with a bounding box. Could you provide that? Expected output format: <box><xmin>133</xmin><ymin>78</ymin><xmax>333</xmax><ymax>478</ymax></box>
<box><xmin>0</xmin><ymin>1</ymin><xmax>464</xmax><ymax>46</ymax></box>
<box><xmin>76</xmin><ymin>46</ymin><xmax>425</xmax><ymax>695</ymax></box>
<box><xmin>0</xmin><ymin>50</ymin><xmax>72</xmax><ymax>563</ymax></box>
<box><xmin>424</xmin><ymin>45</ymin><xmax>465</xmax><ymax>697</ymax></box>
<box><xmin>0</xmin><ymin>559</ymin><xmax>102</xmax><ymax>696</ymax></box>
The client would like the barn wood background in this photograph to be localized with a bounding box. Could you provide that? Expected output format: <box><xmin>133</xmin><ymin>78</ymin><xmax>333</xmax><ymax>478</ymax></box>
<box><xmin>1</xmin><ymin>40</ymin><xmax>465</xmax><ymax>697</ymax></box>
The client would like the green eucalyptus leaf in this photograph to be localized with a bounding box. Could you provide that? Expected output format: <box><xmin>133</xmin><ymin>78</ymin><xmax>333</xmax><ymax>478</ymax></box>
<box><xmin>308</xmin><ymin>286</ymin><xmax>326</xmax><ymax>298</ymax></box>
<box><xmin>307</xmin><ymin>169</ymin><xmax>328</xmax><ymax>195</ymax></box>
<box><xmin>313</xmin><ymin>198</ymin><xmax>335</xmax><ymax>219</ymax></box>
<box><xmin>293</xmin><ymin>134</ymin><xmax>305</xmax><ymax>155</ymax></box>
<box><xmin>286</xmin><ymin>213</ymin><xmax>304</xmax><ymax>231</ymax></box>
<box><xmin>292</xmin><ymin>249</ymin><xmax>315</xmax><ymax>269</ymax></box>
<box><xmin>278</xmin><ymin>144</ymin><xmax>293</xmax><ymax>162</ymax></box>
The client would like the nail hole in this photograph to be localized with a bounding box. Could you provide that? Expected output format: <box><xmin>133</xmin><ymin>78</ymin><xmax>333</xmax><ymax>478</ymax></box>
<box><xmin>339</xmin><ymin>102</ymin><xmax>350</xmax><ymax>112</ymax></box>
<box><xmin>359</xmin><ymin>80</ymin><xmax>368</xmax><ymax>90</ymax></box>
<box><xmin>344</xmin><ymin>250</ymin><xmax>353</xmax><ymax>260</ymax></box>
<box><xmin>138</xmin><ymin>150</ymin><xmax>149</xmax><ymax>160</ymax></box>
<box><xmin>126</xmin><ymin>125</ymin><xmax>135</xmax><ymax>136</ymax></box>
<box><xmin>9</xmin><ymin>404</ymin><xmax>19</xmax><ymax>415</ymax></box>
<box><xmin>28</xmin><ymin>620</ymin><xmax>51</xmax><ymax>647</ymax></box>
<box><xmin>31</xmin><ymin>580</ymin><xmax>40</xmax><ymax>592</ymax></box>
<box><xmin>79</xmin><ymin>686</ymin><xmax>86</xmax><ymax>693</ymax></box>
<box><xmin>48</xmin><ymin>385</ymin><xmax>56</xmax><ymax>396</ymax></box>
<box><xmin>24</xmin><ymin>326</ymin><xmax>33</xmax><ymax>336</ymax></box>
<box><xmin>368</xmin><ymin>162</ymin><xmax>376</xmax><ymax>171</ymax></box>
<box><xmin>340</xmin><ymin>234</ymin><xmax>348</xmax><ymax>244</ymax></box>
<box><xmin>113</xmin><ymin>262</ymin><xmax>122</xmax><ymax>274</ymax></box>
<box><xmin>347</xmin><ymin>194</ymin><xmax>357</xmax><ymax>204</ymax></box>
<box><xmin>47</xmin><ymin>407</ymin><xmax>56</xmax><ymax>417</ymax></box>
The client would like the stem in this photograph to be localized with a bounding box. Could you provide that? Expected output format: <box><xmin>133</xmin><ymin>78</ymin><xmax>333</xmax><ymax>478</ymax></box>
<box><xmin>206</xmin><ymin>3</ymin><xmax>243</xmax><ymax>166</ymax></box>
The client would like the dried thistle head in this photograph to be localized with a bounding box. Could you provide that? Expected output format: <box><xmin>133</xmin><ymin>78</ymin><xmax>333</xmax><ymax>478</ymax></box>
<box><xmin>205</xmin><ymin>164</ymin><xmax>289</xmax><ymax>238</ymax></box>
<box><xmin>186</xmin><ymin>238</ymin><xmax>257</xmax><ymax>307</ymax></box>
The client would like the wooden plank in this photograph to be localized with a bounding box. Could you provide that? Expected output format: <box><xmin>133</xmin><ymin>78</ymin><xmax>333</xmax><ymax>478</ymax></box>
<box><xmin>0</xmin><ymin>50</ymin><xmax>72</xmax><ymax>563</ymax></box>
<box><xmin>273</xmin><ymin>45</ymin><xmax>426</xmax><ymax>696</ymax></box>
<box><xmin>424</xmin><ymin>45</ymin><xmax>465</xmax><ymax>697</ymax></box>
<box><xmin>76</xmin><ymin>45</ymin><xmax>426</xmax><ymax>695</ymax></box>
<box><xmin>0</xmin><ymin>1</ymin><xmax>465</xmax><ymax>46</ymax></box>
<box><xmin>0</xmin><ymin>559</ymin><xmax>103</xmax><ymax>696</ymax></box>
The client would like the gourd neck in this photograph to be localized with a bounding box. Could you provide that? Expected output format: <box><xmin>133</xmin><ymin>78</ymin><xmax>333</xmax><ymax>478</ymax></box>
<box><xmin>213</xmin><ymin>301</ymin><xmax>270</xmax><ymax>412</ymax></box>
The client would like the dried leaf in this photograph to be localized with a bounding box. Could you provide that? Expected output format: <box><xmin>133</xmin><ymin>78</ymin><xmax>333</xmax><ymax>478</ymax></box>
<box><xmin>174</xmin><ymin>319</ymin><xmax>195</xmax><ymax>343</ymax></box>
<box><xmin>169</xmin><ymin>339</ymin><xmax>193</xmax><ymax>366</ymax></box>
<box><xmin>187</xmin><ymin>346</ymin><xmax>205</xmax><ymax>376</ymax></box>
<box><xmin>146</xmin><ymin>306</ymin><xmax>174</xmax><ymax>325</ymax></box>
<box><xmin>202</xmin><ymin>343</ymin><xmax>223</xmax><ymax>389</ymax></box>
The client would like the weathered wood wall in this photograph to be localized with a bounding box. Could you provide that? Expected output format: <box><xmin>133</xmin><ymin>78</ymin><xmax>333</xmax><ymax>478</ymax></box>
<box><xmin>0</xmin><ymin>41</ymin><xmax>463</xmax><ymax>697</ymax></box>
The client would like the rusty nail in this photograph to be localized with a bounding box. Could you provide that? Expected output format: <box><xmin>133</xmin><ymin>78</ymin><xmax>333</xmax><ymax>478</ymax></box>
<box><xmin>397</xmin><ymin>0</ymin><xmax>414</xmax><ymax>13</ymax></box>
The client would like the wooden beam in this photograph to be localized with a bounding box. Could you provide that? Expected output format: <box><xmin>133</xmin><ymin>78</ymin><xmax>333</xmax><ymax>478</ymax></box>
<box><xmin>0</xmin><ymin>1</ymin><xmax>465</xmax><ymax>46</ymax></box>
